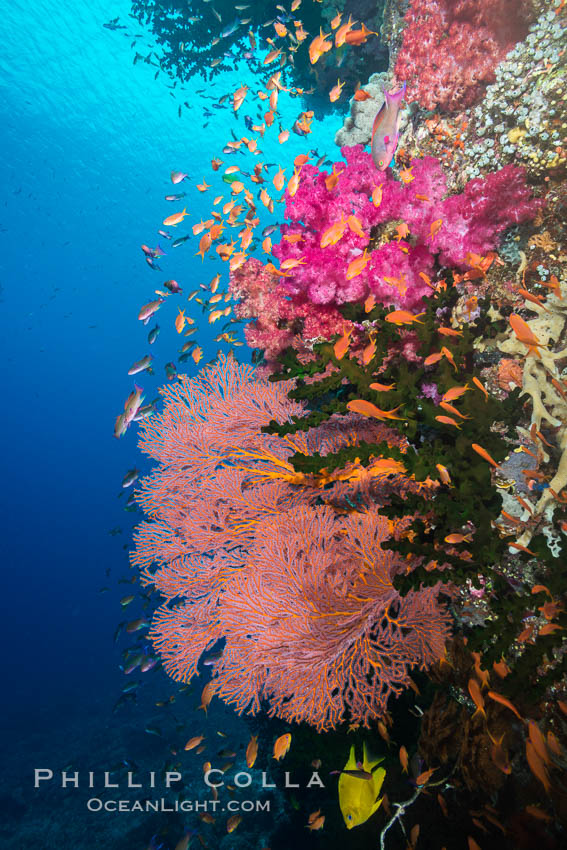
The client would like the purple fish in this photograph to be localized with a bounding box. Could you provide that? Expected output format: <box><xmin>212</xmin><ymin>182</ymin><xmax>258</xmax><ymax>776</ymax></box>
<box><xmin>163</xmin><ymin>279</ymin><xmax>182</xmax><ymax>294</ymax></box>
<box><xmin>371</xmin><ymin>83</ymin><xmax>406</xmax><ymax>171</ymax></box>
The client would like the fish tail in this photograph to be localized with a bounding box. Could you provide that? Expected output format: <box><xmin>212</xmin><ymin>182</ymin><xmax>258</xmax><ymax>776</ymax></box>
<box><xmin>385</xmin><ymin>83</ymin><xmax>406</xmax><ymax>104</ymax></box>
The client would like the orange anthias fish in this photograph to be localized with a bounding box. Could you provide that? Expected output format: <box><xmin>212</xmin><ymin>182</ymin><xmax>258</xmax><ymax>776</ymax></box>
<box><xmin>467</xmin><ymin>678</ymin><xmax>485</xmax><ymax>718</ymax></box>
<box><xmin>287</xmin><ymin>167</ymin><xmax>301</xmax><ymax>197</ymax></box>
<box><xmin>528</xmin><ymin>721</ymin><xmax>551</xmax><ymax>766</ymax></box>
<box><xmin>509</xmin><ymin>314</ymin><xmax>545</xmax><ymax>357</ymax></box>
<box><xmin>174</xmin><ymin>309</ymin><xmax>186</xmax><ymax>333</ymax></box>
<box><xmin>321</xmin><ymin>214</ymin><xmax>347</xmax><ymax>248</ymax></box>
<box><xmin>246</xmin><ymin>735</ymin><xmax>258</xmax><ymax>768</ymax></box>
<box><xmin>415</xmin><ymin>767</ymin><xmax>438</xmax><ymax>786</ymax></box>
<box><xmin>329</xmin><ymin>79</ymin><xmax>346</xmax><ymax>102</ymax></box>
<box><xmin>263</xmin><ymin>47</ymin><xmax>282</xmax><ymax>65</ymax></box>
<box><xmin>429</xmin><ymin>219</ymin><xmax>443</xmax><ymax>240</ymax></box>
<box><xmin>325</xmin><ymin>163</ymin><xmax>344</xmax><ymax>190</ymax></box>
<box><xmin>371</xmin><ymin>184</ymin><xmax>383</xmax><ymax>206</ymax></box>
<box><xmin>281</xmin><ymin>257</ymin><xmax>306</xmax><ymax>271</ymax></box>
<box><xmin>424</xmin><ymin>346</ymin><xmax>458</xmax><ymax>371</ymax></box>
<box><xmin>344</xmin><ymin>23</ymin><xmax>377</xmax><ymax>45</ymax></box>
<box><xmin>307</xmin><ymin>812</ymin><xmax>325</xmax><ymax>831</ymax></box>
<box><xmin>471</xmin><ymin>443</ymin><xmax>501</xmax><ymax>469</ymax></box>
<box><xmin>518</xmin><ymin>287</ymin><xmax>549</xmax><ymax>311</ymax></box>
<box><xmin>540</xmin><ymin>273</ymin><xmax>562</xmax><ymax>299</ymax></box>
<box><xmin>395</xmin><ymin>222</ymin><xmax>410</xmax><ymax>241</ymax></box>
<box><xmin>347</xmin><ymin>214</ymin><xmax>366</xmax><ymax>239</ymax></box>
<box><xmin>273</xmin><ymin>167</ymin><xmax>286</xmax><ymax>191</ymax></box>
<box><xmin>439</xmin><ymin>401</ymin><xmax>470</xmax><ymax>419</ymax></box>
<box><xmin>435</xmin><ymin>463</ymin><xmax>452</xmax><ymax>485</ymax></box>
<box><xmin>442</xmin><ymin>384</ymin><xmax>470</xmax><ymax>403</ymax></box>
<box><xmin>199</xmin><ymin>681</ymin><xmax>216</xmax><ymax>713</ymax></box>
<box><xmin>346</xmin><ymin>249</ymin><xmax>371</xmax><ymax>280</ymax></box>
<box><xmin>196</xmin><ymin>232</ymin><xmax>213</xmax><ymax>260</ymax></box>
<box><xmin>472</xmin><ymin>376</ymin><xmax>489</xmax><ymax>400</ymax></box>
<box><xmin>492</xmin><ymin>658</ymin><xmax>511</xmax><ymax>678</ymax></box>
<box><xmin>226</xmin><ymin>814</ymin><xmax>242</xmax><ymax>833</ymax></box>
<box><xmin>437</xmin><ymin>326</ymin><xmax>462</xmax><ymax>337</ymax></box>
<box><xmin>385</xmin><ymin>310</ymin><xmax>425</xmax><ymax>326</ymax></box>
<box><xmin>487</xmin><ymin>690</ymin><xmax>523</xmax><ymax>720</ymax></box>
<box><xmin>399</xmin><ymin>166</ymin><xmax>414</xmax><ymax>184</ymax></box>
<box><xmin>364</xmin><ymin>293</ymin><xmax>376</xmax><ymax>312</ymax></box>
<box><xmin>362</xmin><ymin>334</ymin><xmax>377</xmax><ymax>365</ymax></box>
<box><xmin>445</xmin><ymin>532</ymin><xmax>473</xmax><ymax>544</ymax></box>
<box><xmin>488</xmin><ymin>731</ymin><xmax>511</xmax><ymax>775</ymax></box>
<box><xmin>233</xmin><ymin>84</ymin><xmax>248</xmax><ymax>112</ymax></box>
<box><xmin>347</xmin><ymin>400</ymin><xmax>406</xmax><ymax>421</ymax></box>
<box><xmin>308</xmin><ymin>28</ymin><xmax>332</xmax><ymax>64</ymax></box>
<box><xmin>435</xmin><ymin>415</ymin><xmax>461</xmax><ymax>429</ymax></box>
<box><xmin>335</xmin><ymin>15</ymin><xmax>356</xmax><ymax>47</ymax></box>
<box><xmin>526</xmin><ymin>740</ymin><xmax>551</xmax><ymax>793</ymax></box>
<box><xmin>273</xmin><ymin>733</ymin><xmax>292</xmax><ymax>760</ymax></box>
<box><xmin>163</xmin><ymin>208</ymin><xmax>188</xmax><ymax>226</ymax></box>
<box><xmin>333</xmin><ymin>326</ymin><xmax>352</xmax><ymax>360</ymax></box>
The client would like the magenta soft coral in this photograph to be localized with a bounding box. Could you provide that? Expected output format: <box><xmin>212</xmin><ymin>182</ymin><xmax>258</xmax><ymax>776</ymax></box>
<box><xmin>394</xmin><ymin>0</ymin><xmax>533</xmax><ymax>112</ymax></box>
<box><xmin>273</xmin><ymin>146</ymin><xmax>441</xmax><ymax>311</ymax></box>
<box><xmin>271</xmin><ymin>146</ymin><xmax>540</xmax><ymax>302</ymax></box>
<box><xmin>432</xmin><ymin>164</ymin><xmax>543</xmax><ymax>266</ymax></box>
<box><xmin>228</xmin><ymin>147</ymin><xmax>540</xmax><ymax>373</ymax></box>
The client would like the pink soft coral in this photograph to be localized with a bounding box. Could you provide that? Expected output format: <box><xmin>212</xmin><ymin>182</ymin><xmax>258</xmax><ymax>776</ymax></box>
<box><xmin>230</xmin><ymin>256</ymin><xmax>345</xmax><ymax>363</ymax></box>
<box><xmin>273</xmin><ymin>146</ymin><xmax>540</xmax><ymax>298</ymax></box>
<box><xmin>394</xmin><ymin>0</ymin><xmax>533</xmax><ymax>112</ymax></box>
<box><xmin>229</xmin><ymin>147</ymin><xmax>540</xmax><ymax>370</ymax></box>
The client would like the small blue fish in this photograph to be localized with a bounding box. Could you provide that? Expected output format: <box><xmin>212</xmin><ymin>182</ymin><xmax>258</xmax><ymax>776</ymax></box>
<box><xmin>371</xmin><ymin>83</ymin><xmax>406</xmax><ymax>171</ymax></box>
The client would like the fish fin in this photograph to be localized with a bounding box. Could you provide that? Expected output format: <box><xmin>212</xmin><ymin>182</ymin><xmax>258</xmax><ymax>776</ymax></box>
<box><xmin>370</xmin><ymin>793</ymin><xmax>384</xmax><ymax>817</ymax></box>
<box><xmin>345</xmin><ymin>745</ymin><xmax>357</xmax><ymax>770</ymax></box>
<box><xmin>371</xmin><ymin>767</ymin><xmax>386</xmax><ymax>804</ymax></box>
<box><xmin>370</xmin><ymin>104</ymin><xmax>385</xmax><ymax>141</ymax></box>
<box><xmin>362</xmin><ymin>741</ymin><xmax>383</xmax><ymax>771</ymax></box>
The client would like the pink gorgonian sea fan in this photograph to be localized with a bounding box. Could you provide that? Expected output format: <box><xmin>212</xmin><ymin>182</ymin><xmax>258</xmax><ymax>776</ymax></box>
<box><xmin>131</xmin><ymin>354</ymin><xmax>452</xmax><ymax>730</ymax></box>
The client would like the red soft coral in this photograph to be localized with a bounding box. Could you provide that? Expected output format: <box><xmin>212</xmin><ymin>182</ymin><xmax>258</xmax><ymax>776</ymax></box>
<box><xmin>394</xmin><ymin>0</ymin><xmax>533</xmax><ymax>112</ymax></box>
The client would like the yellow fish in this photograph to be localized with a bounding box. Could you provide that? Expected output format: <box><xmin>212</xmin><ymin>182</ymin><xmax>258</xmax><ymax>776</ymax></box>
<box><xmin>339</xmin><ymin>742</ymin><xmax>385</xmax><ymax>829</ymax></box>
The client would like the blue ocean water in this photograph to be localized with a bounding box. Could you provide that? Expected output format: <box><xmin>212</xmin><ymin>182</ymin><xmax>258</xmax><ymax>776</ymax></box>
<box><xmin>1</xmin><ymin>1</ymin><xmax>342</xmax><ymax>847</ymax></box>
